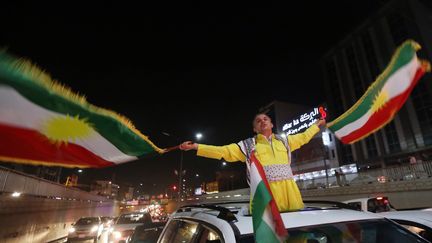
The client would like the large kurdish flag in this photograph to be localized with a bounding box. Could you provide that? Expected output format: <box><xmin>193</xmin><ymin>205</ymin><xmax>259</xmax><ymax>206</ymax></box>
<box><xmin>328</xmin><ymin>40</ymin><xmax>430</xmax><ymax>144</ymax></box>
<box><xmin>250</xmin><ymin>152</ymin><xmax>287</xmax><ymax>243</ymax></box>
<box><xmin>0</xmin><ymin>50</ymin><xmax>163</xmax><ymax>168</ymax></box>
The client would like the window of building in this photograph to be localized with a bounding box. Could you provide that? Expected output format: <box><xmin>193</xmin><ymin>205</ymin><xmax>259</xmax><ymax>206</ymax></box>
<box><xmin>411</xmin><ymin>82</ymin><xmax>432</xmax><ymax>146</ymax></box>
<box><xmin>331</xmin><ymin>149</ymin><xmax>336</xmax><ymax>159</ymax></box>
<box><xmin>345</xmin><ymin>45</ymin><xmax>365</xmax><ymax>101</ymax></box>
<box><xmin>326</xmin><ymin>59</ymin><xmax>344</xmax><ymax>118</ymax></box>
<box><xmin>361</xmin><ymin>32</ymin><xmax>380</xmax><ymax>82</ymax></box>
<box><xmin>340</xmin><ymin>142</ymin><xmax>354</xmax><ymax>164</ymax></box>
<box><xmin>384</xmin><ymin>121</ymin><xmax>401</xmax><ymax>153</ymax></box>
<box><xmin>365</xmin><ymin>136</ymin><xmax>378</xmax><ymax>158</ymax></box>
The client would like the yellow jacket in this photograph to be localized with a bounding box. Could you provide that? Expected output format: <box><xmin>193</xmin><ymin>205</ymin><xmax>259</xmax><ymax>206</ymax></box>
<box><xmin>197</xmin><ymin>124</ymin><xmax>320</xmax><ymax>165</ymax></box>
<box><xmin>196</xmin><ymin>124</ymin><xmax>320</xmax><ymax>211</ymax></box>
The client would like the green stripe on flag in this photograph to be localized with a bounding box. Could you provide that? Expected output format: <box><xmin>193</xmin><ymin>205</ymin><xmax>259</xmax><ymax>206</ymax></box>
<box><xmin>253</xmin><ymin>181</ymin><xmax>279</xmax><ymax>243</ymax></box>
<box><xmin>328</xmin><ymin>40</ymin><xmax>417</xmax><ymax>131</ymax></box>
<box><xmin>0</xmin><ymin>51</ymin><xmax>162</xmax><ymax>156</ymax></box>
<box><xmin>255</xmin><ymin>219</ymin><xmax>280</xmax><ymax>243</ymax></box>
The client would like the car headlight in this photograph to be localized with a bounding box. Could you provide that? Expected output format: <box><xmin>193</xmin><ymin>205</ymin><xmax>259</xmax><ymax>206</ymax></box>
<box><xmin>68</xmin><ymin>227</ymin><xmax>76</xmax><ymax>233</ymax></box>
<box><xmin>91</xmin><ymin>225</ymin><xmax>99</xmax><ymax>232</ymax></box>
<box><xmin>113</xmin><ymin>231</ymin><xmax>122</xmax><ymax>239</ymax></box>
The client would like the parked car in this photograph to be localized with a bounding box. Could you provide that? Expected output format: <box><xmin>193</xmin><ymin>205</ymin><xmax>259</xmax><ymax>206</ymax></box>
<box><xmin>67</xmin><ymin>216</ymin><xmax>103</xmax><ymax>243</ymax></box>
<box><xmin>157</xmin><ymin>200</ymin><xmax>427</xmax><ymax>242</ymax></box>
<box><xmin>126</xmin><ymin>222</ymin><xmax>166</xmax><ymax>243</ymax></box>
<box><xmin>343</xmin><ymin>196</ymin><xmax>395</xmax><ymax>213</ymax></box>
<box><xmin>109</xmin><ymin>212</ymin><xmax>152</xmax><ymax>243</ymax></box>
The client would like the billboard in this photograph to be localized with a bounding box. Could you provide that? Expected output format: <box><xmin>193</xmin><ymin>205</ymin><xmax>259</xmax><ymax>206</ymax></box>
<box><xmin>282</xmin><ymin>106</ymin><xmax>327</xmax><ymax>135</ymax></box>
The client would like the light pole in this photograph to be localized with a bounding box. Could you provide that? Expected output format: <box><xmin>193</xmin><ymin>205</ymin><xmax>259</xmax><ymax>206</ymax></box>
<box><xmin>163</xmin><ymin>131</ymin><xmax>203</xmax><ymax>202</ymax></box>
<box><xmin>178</xmin><ymin>151</ymin><xmax>184</xmax><ymax>201</ymax></box>
<box><xmin>322</xmin><ymin>131</ymin><xmax>330</xmax><ymax>187</ymax></box>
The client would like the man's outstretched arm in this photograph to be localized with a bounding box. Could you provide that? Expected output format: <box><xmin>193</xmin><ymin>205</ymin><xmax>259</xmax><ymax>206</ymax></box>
<box><xmin>288</xmin><ymin>119</ymin><xmax>326</xmax><ymax>152</ymax></box>
<box><xmin>180</xmin><ymin>141</ymin><xmax>246</xmax><ymax>162</ymax></box>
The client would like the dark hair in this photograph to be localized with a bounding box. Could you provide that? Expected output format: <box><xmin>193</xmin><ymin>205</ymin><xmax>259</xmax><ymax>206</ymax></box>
<box><xmin>252</xmin><ymin>113</ymin><xmax>271</xmax><ymax>127</ymax></box>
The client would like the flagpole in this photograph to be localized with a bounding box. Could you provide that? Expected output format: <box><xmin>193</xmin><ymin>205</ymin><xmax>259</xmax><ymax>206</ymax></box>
<box><xmin>163</xmin><ymin>145</ymin><xmax>180</xmax><ymax>153</ymax></box>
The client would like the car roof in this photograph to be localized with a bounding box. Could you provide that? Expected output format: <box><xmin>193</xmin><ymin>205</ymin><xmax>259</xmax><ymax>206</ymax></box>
<box><xmin>236</xmin><ymin>208</ymin><xmax>384</xmax><ymax>235</ymax></box>
<box><xmin>173</xmin><ymin>200</ymin><xmax>385</xmax><ymax>235</ymax></box>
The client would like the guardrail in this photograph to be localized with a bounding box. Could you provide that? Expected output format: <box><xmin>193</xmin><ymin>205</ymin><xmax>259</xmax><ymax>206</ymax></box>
<box><xmin>297</xmin><ymin>161</ymin><xmax>432</xmax><ymax>189</ymax></box>
<box><xmin>0</xmin><ymin>166</ymin><xmax>110</xmax><ymax>202</ymax></box>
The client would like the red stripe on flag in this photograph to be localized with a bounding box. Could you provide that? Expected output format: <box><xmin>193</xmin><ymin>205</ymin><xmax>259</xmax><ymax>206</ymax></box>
<box><xmin>0</xmin><ymin>123</ymin><xmax>115</xmax><ymax>168</ymax></box>
<box><xmin>250</xmin><ymin>152</ymin><xmax>288</xmax><ymax>238</ymax></box>
<box><xmin>341</xmin><ymin>66</ymin><xmax>426</xmax><ymax>144</ymax></box>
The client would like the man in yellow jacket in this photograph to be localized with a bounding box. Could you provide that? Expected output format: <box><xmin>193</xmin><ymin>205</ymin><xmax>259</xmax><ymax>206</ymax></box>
<box><xmin>180</xmin><ymin>113</ymin><xmax>326</xmax><ymax>212</ymax></box>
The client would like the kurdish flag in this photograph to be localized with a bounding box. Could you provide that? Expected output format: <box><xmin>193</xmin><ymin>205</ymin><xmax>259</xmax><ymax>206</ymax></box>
<box><xmin>0</xmin><ymin>50</ymin><xmax>164</xmax><ymax>168</ymax></box>
<box><xmin>250</xmin><ymin>152</ymin><xmax>287</xmax><ymax>243</ymax></box>
<box><xmin>328</xmin><ymin>40</ymin><xmax>430</xmax><ymax>144</ymax></box>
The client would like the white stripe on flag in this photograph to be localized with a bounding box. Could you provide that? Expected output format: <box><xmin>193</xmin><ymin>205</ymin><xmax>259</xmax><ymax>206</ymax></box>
<box><xmin>262</xmin><ymin>205</ymin><xmax>278</xmax><ymax>236</ymax></box>
<box><xmin>0</xmin><ymin>85</ymin><xmax>137</xmax><ymax>163</ymax></box>
<box><xmin>250</xmin><ymin>161</ymin><xmax>260</xmax><ymax>199</ymax></box>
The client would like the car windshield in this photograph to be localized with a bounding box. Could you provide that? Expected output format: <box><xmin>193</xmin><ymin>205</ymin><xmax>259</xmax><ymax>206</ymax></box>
<box><xmin>75</xmin><ymin>217</ymin><xmax>99</xmax><ymax>225</ymax></box>
<box><xmin>116</xmin><ymin>213</ymin><xmax>151</xmax><ymax>224</ymax></box>
<box><xmin>101</xmin><ymin>217</ymin><xmax>112</xmax><ymax>223</ymax></box>
<box><xmin>238</xmin><ymin>219</ymin><xmax>427</xmax><ymax>243</ymax></box>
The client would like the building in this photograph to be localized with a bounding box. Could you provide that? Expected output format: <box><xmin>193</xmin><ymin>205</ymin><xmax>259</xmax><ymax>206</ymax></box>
<box><xmin>215</xmin><ymin>169</ymin><xmax>246</xmax><ymax>191</ymax></box>
<box><xmin>260</xmin><ymin>101</ymin><xmax>340</xmax><ymax>174</ymax></box>
<box><xmin>321</xmin><ymin>0</ymin><xmax>432</xmax><ymax>169</ymax></box>
<box><xmin>90</xmin><ymin>180</ymin><xmax>120</xmax><ymax>199</ymax></box>
<box><xmin>118</xmin><ymin>184</ymin><xmax>135</xmax><ymax>201</ymax></box>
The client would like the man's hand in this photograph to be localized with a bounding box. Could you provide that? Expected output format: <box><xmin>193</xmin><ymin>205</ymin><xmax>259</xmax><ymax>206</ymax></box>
<box><xmin>179</xmin><ymin>141</ymin><xmax>198</xmax><ymax>151</ymax></box>
<box><xmin>317</xmin><ymin>118</ymin><xmax>326</xmax><ymax>128</ymax></box>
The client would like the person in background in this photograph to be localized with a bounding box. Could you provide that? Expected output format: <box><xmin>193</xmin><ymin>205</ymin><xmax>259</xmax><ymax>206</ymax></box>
<box><xmin>335</xmin><ymin>169</ymin><xmax>342</xmax><ymax>187</ymax></box>
<box><xmin>179</xmin><ymin>113</ymin><xmax>326</xmax><ymax>212</ymax></box>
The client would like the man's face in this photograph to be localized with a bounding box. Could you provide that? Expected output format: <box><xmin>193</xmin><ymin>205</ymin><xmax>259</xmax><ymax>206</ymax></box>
<box><xmin>253</xmin><ymin>114</ymin><xmax>273</xmax><ymax>134</ymax></box>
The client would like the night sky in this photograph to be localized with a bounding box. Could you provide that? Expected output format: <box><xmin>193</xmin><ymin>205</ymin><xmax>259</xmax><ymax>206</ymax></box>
<box><xmin>1</xmin><ymin>1</ymin><xmax>381</xmax><ymax>194</ymax></box>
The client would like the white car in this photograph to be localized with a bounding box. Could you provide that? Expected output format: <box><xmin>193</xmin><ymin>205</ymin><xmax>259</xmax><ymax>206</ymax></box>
<box><xmin>67</xmin><ymin>216</ymin><xmax>104</xmax><ymax>243</ymax></box>
<box><xmin>157</xmin><ymin>200</ymin><xmax>427</xmax><ymax>242</ymax></box>
<box><xmin>343</xmin><ymin>196</ymin><xmax>395</xmax><ymax>213</ymax></box>
<box><xmin>109</xmin><ymin>212</ymin><xmax>153</xmax><ymax>243</ymax></box>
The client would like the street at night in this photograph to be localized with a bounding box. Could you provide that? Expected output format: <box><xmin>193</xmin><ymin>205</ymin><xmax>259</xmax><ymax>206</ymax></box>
<box><xmin>1</xmin><ymin>0</ymin><xmax>432</xmax><ymax>242</ymax></box>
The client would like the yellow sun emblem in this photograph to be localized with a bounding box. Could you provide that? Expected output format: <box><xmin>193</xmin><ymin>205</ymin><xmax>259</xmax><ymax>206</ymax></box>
<box><xmin>41</xmin><ymin>115</ymin><xmax>93</xmax><ymax>144</ymax></box>
<box><xmin>371</xmin><ymin>91</ymin><xmax>389</xmax><ymax>113</ymax></box>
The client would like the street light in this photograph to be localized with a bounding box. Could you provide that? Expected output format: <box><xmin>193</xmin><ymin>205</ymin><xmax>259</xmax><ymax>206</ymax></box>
<box><xmin>77</xmin><ymin>169</ymin><xmax>83</xmax><ymax>173</ymax></box>
<box><xmin>321</xmin><ymin>131</ymin><xmax>330</xmax><ymax>187</ymax></box>
<box><xmin>177</xmin><ymin>152</ymin><xmax>185</xmax><ymax>201</ymax></box>
<box><xmin>195</xmin><ymin>133</ymin><xmax>203</xmax><ymax>140</ymax></box>
<box><xmin>161</xmin><ymin>132</ymin><xmax>185</xmax><ymax>201</ymax></box>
